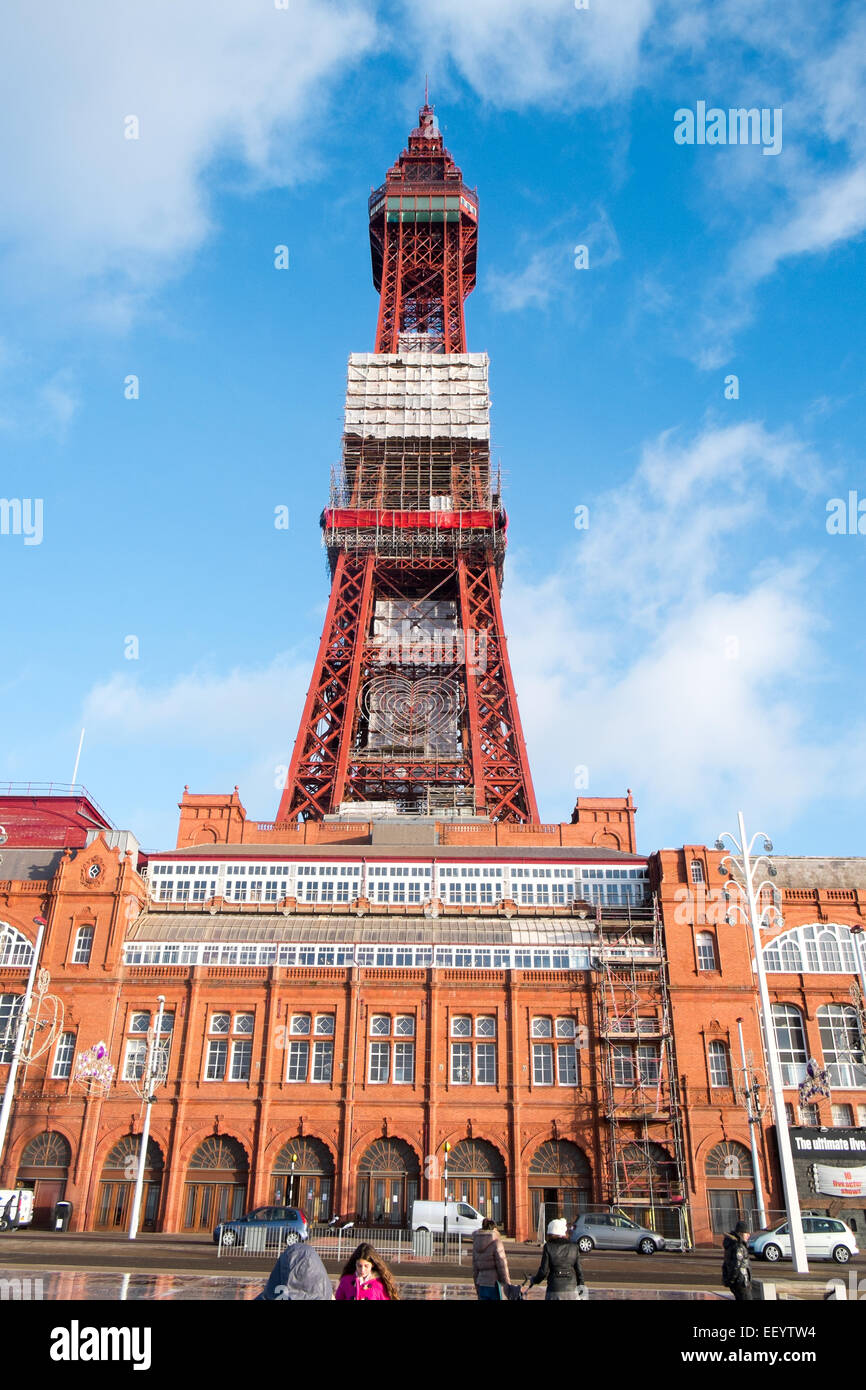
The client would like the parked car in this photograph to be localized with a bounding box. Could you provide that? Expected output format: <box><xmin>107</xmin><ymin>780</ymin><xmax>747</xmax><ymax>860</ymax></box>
<box><xmin>411</xmin><ymin>1200</ymin><xmax>484</xmax><ymax>1235</ymax></box>
<box><xmin>749</xmin><ymin>1216</ymin><xmax>859</xmax><ymax>1264</ymax></box>
<box><xmin>213</xmin><ymin>1205</ymin><xmax>308</xmax><ymax>1247</ymax></box>
<box><xmin>569</xmin><ymin>1212</ymin><xmax>666</xmax><ymax>1254</ymax></box>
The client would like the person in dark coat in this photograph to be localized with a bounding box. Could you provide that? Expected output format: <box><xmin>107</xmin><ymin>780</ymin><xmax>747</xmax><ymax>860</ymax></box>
<box><xmin>528</xmin><ymin>1218</ymin><xmax>586</xmax><ymax>1301</ymax></box>
<box><xmin>256</xmin><ymin>1242</ymin><xmax>334</xmax><ymax>1300</ymax></box>
<box><xmin>722</xmin><ymin>1220</ymin><xmax>754</xmax><ymax>1301</ymax></box>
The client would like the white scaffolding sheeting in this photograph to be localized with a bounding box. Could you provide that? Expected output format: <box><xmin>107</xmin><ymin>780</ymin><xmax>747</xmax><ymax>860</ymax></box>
<box><xmin>345</xmin><ymin>352</ymin><xmax>489</xmax><ymax>439</ymax></box>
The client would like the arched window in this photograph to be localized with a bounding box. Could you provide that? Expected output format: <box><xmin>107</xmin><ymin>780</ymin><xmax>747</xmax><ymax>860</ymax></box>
<box><xmin>690</xmin><ymin>859</ymin><xmax>705</xmax><ymax>885</ymax></box>
<box><xmin>770</xmin><ymin>1003</ymin><xmax>808</xmax><ymax>1086</ymax></box>
<box><xmin>16</xmin><ymin>1131</ymin><xmax>72</xmax><ymax>1229</ymax></box>
<box><xmin>271</xmin><ymin>1136</ymin><xmax>335</xmax><ymax>1221</ymax></box>
<box><xmin>615</xmin><ymin>1142</ymin><xmax>678</xmax><ymax>1200</ymax></box>
<box><xmin>818</xmin><ymin>931</ymin><xmax>843</xmax><ymax>973</ymax></box>
<box><xmin>0</xmin><ymin>926</ymin><xmax>34</xmax><ymax>967</ymax></box>
<box><xmin>765</xmin><ymin>923</ymin><xmax>857</xmax><ymax>973</ymax></box>
<box><xmin>528</xmin><ymin>1140</ymin><xmax>591</xmax><ymax>1229</ymax></box>
<box><xmin>183</xmin><ymin>1135</ymin><xmax>249</xmax><ymax>1232</ymax></box>
<box><xmin>708</xmin><ymin>1040</ymin><xmax>731</xmax><ymax>1088</ymax></box>
<box><xmin>447</xmin><ymin>1139</ymin><xmax>507</xmax><ymax>1227</ymax></box>
<box><xmin>356</xmin><ymin>1138</ymin><xmax>420</xmax><ymax>1227</ymax></box>
<box><xmin>696</xmin><ymin>932</ymin><xmax>717</xmax><ymax>971</ymax></box>
<box><xmin>705</xmin><ymin>1141</ymin><xmax>755</xmax><ymax>1234</ymax></box>
<box><xmin>0</xmin><ymin>993</ymin><xmax>23</xmax><ymax>1063</ymax></box>
<box><xmin>96</xmin><ymin>1136</ymin><xmax>164</xmax><ymax>1231</ymax></box>
<box><xmin>72</xmin><ymin>926</ymin><xmax>94</xmax><ymax>965</ymax></box>
<box><xmin>20</xmin><ymin>1131</ymin><xmax>72</xmax><ymax>1168</ymax></box>
<box><xmin>818</xmin><ymin>1004</ymin><xmax>866</xmax><ymax>1088</ymax></box>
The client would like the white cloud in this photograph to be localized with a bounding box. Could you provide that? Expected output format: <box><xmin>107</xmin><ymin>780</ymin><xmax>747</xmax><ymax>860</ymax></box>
<box><xmin>0</xmin><ymin>0</ymin><xmax>376</xmax><ymax>316</ymax></box>
<box><xmin>503</xmin><ymin>420</ymin><xmax>863</xmax><ymax>839</ymax></box>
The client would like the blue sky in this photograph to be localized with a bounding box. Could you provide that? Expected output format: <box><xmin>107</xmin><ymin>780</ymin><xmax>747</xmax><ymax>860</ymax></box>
<box><xmin>1</xmin><ymin>0</ymin><xmax>865</xmax><ymax>855</ymax></box>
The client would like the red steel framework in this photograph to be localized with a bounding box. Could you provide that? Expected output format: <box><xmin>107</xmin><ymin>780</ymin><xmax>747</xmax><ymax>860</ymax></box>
<box><xmin>277</xmin><ymin>104</ymin><xmax>538</xmax><ymax>824</ymax></box>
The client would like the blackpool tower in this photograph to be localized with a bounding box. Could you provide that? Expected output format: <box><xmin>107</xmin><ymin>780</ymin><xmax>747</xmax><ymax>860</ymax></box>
<box><xmin>277</xmin><ymin>103</ymin><xmax>538</xmax><ymax>824</ymax></box>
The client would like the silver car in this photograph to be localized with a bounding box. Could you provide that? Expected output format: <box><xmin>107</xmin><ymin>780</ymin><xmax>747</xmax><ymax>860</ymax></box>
<box><xmin>570</xmin><ymin>1212</ymin><xmax>666</xmax><ymax>1254</ymax></box>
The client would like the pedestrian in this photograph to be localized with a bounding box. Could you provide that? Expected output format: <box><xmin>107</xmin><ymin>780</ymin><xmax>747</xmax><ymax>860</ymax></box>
<box><xmin>472</xmin><ymin>1218</ymin><xmax>512</xmax><ymax>1300</ymax></box>
<box><xmin>722</xmin><ymin>1219</ymin><xmax>754</xmax><ymax>1301</ymax></box>
<box><xmin>527</xmin><ymin>1217</ymin><xmax>586</xmax><ymax>1301</ymax></box>
<box><xmin>335</xmin><ymin>1241</ymin><xmax>400</xmax><ymax>1300</ymax></box>
<box><xmin>256</xmin><ymin>1241</ymin><xmax>335</xmax><ymax>1300</ymax></box>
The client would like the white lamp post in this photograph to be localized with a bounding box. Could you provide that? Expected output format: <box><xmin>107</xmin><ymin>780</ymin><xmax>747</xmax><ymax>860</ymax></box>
<box><xmin>735</xmin><ymin>1017</ymin><xmax>767</xmax><ymax>1230</ymax></box>
<box><xmin>716</xmin><ymin>813</ymin><xmax>808</xmax><ymax>1273</ymax></box>
<box><xmin>127</xmin><ymin>995</ymin><xmax>166</xmax><ymax>1241</ymax></box>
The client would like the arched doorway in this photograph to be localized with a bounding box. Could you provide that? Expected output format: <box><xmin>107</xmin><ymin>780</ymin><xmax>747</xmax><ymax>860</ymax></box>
<box><xmin>615</xmin><ymin>1141</ymin><xmax>681</xmax><ymax>1238</ymax></box>
<box><xmin>528</xmin><ymin>1140</ymin><xmax>591</xmax><ymax>1229</ymax></box>
<box><xmin>16</xmin><ymin>1131</ymin><xmax>71</xmax><ymax>1228</ymax></box>
<box><xmin>356</xmin><ymin>1138</ymin><xmax>420</xmax><ymax>1226</ymax></box>
<box><xmin>705</xmin><ymin>1140</ymin><xmax>756</xmax><ymax>1235</ymax></box>
<box><xmin>271</xmin><ymin>1136</ymin><xmax>334</xmax><ymax>1222</ymax></box>
<box><xmin>183</xmin><ymin>1136</ymin><xmax>249</xmax><ymax>1232</ymax></box>
<box><xmin>96</xmin><ymin>1136</ymin><xmax>164</xmax><ymax>1232</ymax></box>
<box><xmin>446</xmin><ymin>1140</ymin><xmax>507</xmax><ymax>1228</ymax></box>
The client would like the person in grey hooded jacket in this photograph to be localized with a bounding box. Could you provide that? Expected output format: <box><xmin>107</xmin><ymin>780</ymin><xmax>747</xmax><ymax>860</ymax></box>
<box><xmin>256</xmin><ymin>1242</ymin><xmax>334</xmax><ymax>1300</ymax></box>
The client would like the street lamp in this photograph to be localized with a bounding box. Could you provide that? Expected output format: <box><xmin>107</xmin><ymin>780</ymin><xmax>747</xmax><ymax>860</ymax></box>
<box><xmin>127</xmin><ymin>996</ymin><xmax>167</xmax><ymax>1241</ymax></box>
<box><xmin>0</xmin><ymin>917</ymin><xmax>49</xmax><ymax>1170</ymax></box>
<box><xmin>289</xmin><ymin>1152</ymin><xmax>299</xmax><ymax>1206</ymax></box>
<box><xmin>734</xmin><ymin>1017</ymin><xmax>768</xmax><ymax>1230</ymax></box>
<box><xmin>443</xmin><ymin>1141</ymin><xmax>451</xmax><ymax>1248</ymax></box>
<box><xmin>716</xmin><ymin>813</ymin><xmax>808</xmax><ymax>1273</ymax></box>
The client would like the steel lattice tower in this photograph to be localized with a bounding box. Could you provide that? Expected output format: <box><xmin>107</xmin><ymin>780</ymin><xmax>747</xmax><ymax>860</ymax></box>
<box><xmin>277</xmin><ymin>103</ymin><xmax>538</xmax><ymax>824</ymax></box>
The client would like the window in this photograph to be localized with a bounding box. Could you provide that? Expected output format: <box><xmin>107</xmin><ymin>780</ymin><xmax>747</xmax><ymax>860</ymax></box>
<box><xmin>451</xmin><ymin>1016</ymin><xmax>472</xmax><ymax>1038</ymax></box>
<box><xmin>311</xmin><ymin>1040</ymin><xmax>333</xmax><ymax>1083</ymax></box>
<box><xmin>290</xmin><ymin>1014</ymin><xmax>311</xmax><ymax>1035</ymax></box>
<box><xmin>123</xmin><ymin>1039</ymin><xmax>148</xmax><ymax>1081</ymax></box>
<box><xmin>210</xmin><ymin>1013</ymin><xmax>230</xmax><ymax>1035</ymax></box>
<box><xmin>637</xmin><ymin>1045</ymin><xmax>660</xmax><ymax>1085</ymax></box>
<box><xmin>394</xmin><ymin>1041</ymin><xmax>415</xmax><ymax>1084</ymax></box>
<box><xmin>765</xmin><ymin>922</ymin><xmax>858</xmax><ymax>974</ymax></box>
<box><xmin>315</xmin><ymin>1015</ymin><xmax>335</xmax><ymax>1036</ymax></box>
<box><xmin>394</xmin><ymin>1016</ymin><xmax>414</xmax><ymax>1037</ymax></box>
<box><xmin>690</xmin><ymin>859</ymin><xmax>705</xmax><ymax>885</ymax></box>
<box><xmin>696</xmin><ymin>932</ymin><xmax>717</xmax><ymax>971</ymax></box>
<box><xmin>475</xmin><ymin>1043</ymin><xmax>497</xmax><ymax>1085</ymax></box>
<box><xmin>51</xmin><ymin>1031</ymin><xmax>76</xmax><ymax>1079</ymax></box>
<box><xmin>771</xmin><ymin>1003</ymin><xmax>808</xmax><ymax>1086</ymax></box>
<box><xmin>531</xmin><ymin>1017</ymin><xmax>552</xmax><ymax>1038</ymax></box>
<box><xmin>708</xmin><ymin>1040</ymin><xmax>731</xmax><ymax>1088</ymax></box>
<box><xmin>476</xmin><ymin>1016</ymin><xmax>496</xmax><ymax>1037</ymax></box>
<box><xmin>230</xmin><ymin>1040</ymin><xmax>252</xmax><ymax>1081</ymax></box>
<box><xmin>72</xmin><ymin>925</ymin><xmax>94</xmax><ymax>964</ymax></box>
<box><xmin>557</xmin><ymin>1042</ymin><xmax>578</xmax><ymax>1085</ymax></box>
<box><xmin>555</xmin><ymin>1018</ymin><xmax>576</xmax><ymax>1039</ymax></box>
<box><xmin>858</xmin><ymin>1105</ymin><xmax>866</xmax><ymax>1127</ymax></box>
<box><xmin>234</xmin><ymin>1013</ymin><xmax>254</xmax><ymax>1035</ymax></box>
<box><xmin>451</xmin><ymin>1042</ymin><xmax>472</xmax><ymax>1084</ymax></box>
<box><xmin>798</xmin><ymin>1102</ymin><xmax>820</xmax><ymax>1127</ymax></box>
<box><xmin>371</xmin><ymin>1015</ymin><xmax>391</xmax><ymax>1036</ymax></box>
<box><xmin>205</xmin><ymin>1038</ymin><xmax>228</xmax><ymax>1081</ymax></box>
<box><xmin>532</xmin><ymin>1043</ymin><xmax>554</xmax><ymax>1085</ymax></box>
<box><xmin>286</xmin><ymin>1041</ymin><xmax>309</xmax><ymax>1082</ymax></box>
<box><xmin>612</xmin><ymin>1045</ymin><xmax>635</xmax><ymax>1086</ymax></box>
<box><xmin>368</xmin><ymin>1041</ymin><xmax>390</xmax><ymax>1084</ymax></box>
<box><xmin>129</xmin><ymin>1012</ymin><xmax>150</xmax><ymax>1033</ymax></box>
<box><xmin>818</xmin><ymin>1004</ymin><xmax>866</xmax><ymax>1088</ymax></box>
<box><xmin>832</xmin><ymin>1103</ymin><xmax>854</xmax><ymax>1127</ymax></box>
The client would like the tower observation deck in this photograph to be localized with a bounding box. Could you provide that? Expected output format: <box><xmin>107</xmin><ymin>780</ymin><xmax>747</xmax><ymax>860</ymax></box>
<box><xmin>277</xmin><ymin>104</ymin><xmax>538</xmax><ymax>825</ymax></box>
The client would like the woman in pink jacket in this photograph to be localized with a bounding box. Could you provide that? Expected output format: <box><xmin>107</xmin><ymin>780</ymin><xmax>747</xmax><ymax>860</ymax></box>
<box><xmin>335</xmin><ymin>1242</ymin><xmax>400</xmax><ymax>1301</ymax></box>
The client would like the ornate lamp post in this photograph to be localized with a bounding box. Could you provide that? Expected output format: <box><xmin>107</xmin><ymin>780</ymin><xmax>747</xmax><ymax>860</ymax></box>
<box><xmin>734</xmin><ymin>1017</ymin><xmax>768</xmax><ymax>1229</ymax></box>
<box><xmin>126</xmin><ymin>996</ymin><xmax>167</xmax><ymax>1241</ymax></box>
<box><xmin>289</xmin><ymin>1151</ymin><xmax>299</xmax><ymax>1206</ymax></box>
<box><xmin>716</xmin><ymin>813</ymin><xmax>808</xmax><ymax>1273</ymax></box>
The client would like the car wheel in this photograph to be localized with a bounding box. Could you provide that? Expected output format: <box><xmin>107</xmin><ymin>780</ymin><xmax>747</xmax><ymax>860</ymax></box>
<box><xmin>832</xmin><ymin>1245</ymin><xmax>851</xmax><ymax>1264</ymax></box>
<box><xmin>638</xmin><ymin>1238</ymin><xmax>656</xmax><ymax>1255</ymax></box>
<box><xmin>285</xmin><ymin>1231</ymin><xmax>301</xmax><ymax>1246</ymax></box>
<box><xmin>576</xmin><ymin>1236</ymin><xmax>594</xmax><ymax>1253</ymax></box>
<box><xmin>220</xmin><ymin>1229</ymin><xmax>237</xmax><ymax>1247</ymax></box>
<box><xmin>762</xmin><ymin>1243</ymin><xmax>781</xmax><ymax>1263</ymax></box>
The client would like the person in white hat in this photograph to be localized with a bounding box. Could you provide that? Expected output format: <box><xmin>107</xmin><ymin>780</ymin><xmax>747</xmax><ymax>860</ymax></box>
<box><xmin>526</xmin><ymin>1217</ymin><xmax>586</xmax><ymax>1301</ymax></box>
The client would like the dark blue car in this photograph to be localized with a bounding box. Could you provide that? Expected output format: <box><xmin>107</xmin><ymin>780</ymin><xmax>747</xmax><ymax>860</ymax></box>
<box><xmin>213</xmin><ymin>1205</ymin><xmax>308</xmax><ymax>1248</ymax></box>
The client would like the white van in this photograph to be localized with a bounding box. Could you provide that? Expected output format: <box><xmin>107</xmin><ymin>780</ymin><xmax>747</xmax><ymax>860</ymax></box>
<box><xmin>0</xmin><ymin>1189</ymin><xmax>34</xmax><ymax>1230</ymax></box>
<box><xmin>411</xmin><ymin>1200</ymin><xmax>483</xmax><ymax>1235</ymax></box>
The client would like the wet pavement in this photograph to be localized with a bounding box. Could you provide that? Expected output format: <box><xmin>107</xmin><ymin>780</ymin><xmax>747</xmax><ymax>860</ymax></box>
<box><xmin>0</xmin><ymin>1267</ymin><xmax>724</xmax><ymax>1300</ymax></box>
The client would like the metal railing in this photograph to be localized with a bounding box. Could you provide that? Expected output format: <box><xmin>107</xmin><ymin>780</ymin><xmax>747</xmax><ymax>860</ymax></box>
<box><xmin>217</xmin><ymin>1223</ymin><xmax>467</xmax><ymax>1264</ymax></box>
